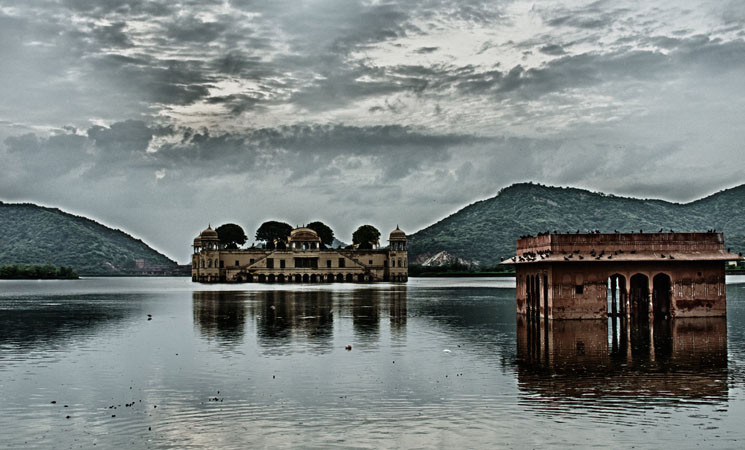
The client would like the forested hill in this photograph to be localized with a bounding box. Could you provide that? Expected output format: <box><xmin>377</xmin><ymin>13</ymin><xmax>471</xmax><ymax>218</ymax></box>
<box><xmin>0</xmin><ymin>202</ymin><xmax>176</xmax><ymax>275</ymax></box>
<box><xmin>408</xmin><ymin>183</ymin><xmax>745</xmax><ymax>267</ymax></box>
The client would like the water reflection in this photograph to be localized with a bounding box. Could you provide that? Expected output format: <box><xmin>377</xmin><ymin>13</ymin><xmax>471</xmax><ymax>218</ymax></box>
<box><xmin>517</xmin><ymin>316</ymin><xmax>728</xmax><ymax>409</ymax></box>
<box><xmin>192</xmin><ymin>287</ymin><xmax>408</xmax><ymax>355</ymax></box>
<box><xmin>192</xmin><ymin>291</ymin><xmax>248</xmax><ymax>345</ymax></box>
<box><xmin>0</xmin><ymin>294</ymin><xmax>141</xmax><ymax>358</ymax></box>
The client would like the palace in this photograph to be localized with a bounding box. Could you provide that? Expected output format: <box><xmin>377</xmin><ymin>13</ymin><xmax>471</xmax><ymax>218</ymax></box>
<box><xmin>191</xmin><ymin>226</ymin><xmax>408</xmax><ymax>283</ymax></box>
<box><xmin>503</xmin><ymin>232</ymin><xmax>742</xmax><ymax>320</ymax></box>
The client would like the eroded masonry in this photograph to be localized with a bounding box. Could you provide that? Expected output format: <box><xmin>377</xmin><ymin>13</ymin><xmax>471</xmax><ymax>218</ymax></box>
<box><xmin>503</xmin><ymin>232</ymin><xmax>742</xmax><ymax>320</ymax></box>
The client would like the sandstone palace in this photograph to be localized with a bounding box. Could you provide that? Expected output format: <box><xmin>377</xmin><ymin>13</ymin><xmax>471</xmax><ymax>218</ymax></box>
<box><xmin>192</xmin><ymin>226</ymin><xmax>408</xmax><ymax>283</ymax></box>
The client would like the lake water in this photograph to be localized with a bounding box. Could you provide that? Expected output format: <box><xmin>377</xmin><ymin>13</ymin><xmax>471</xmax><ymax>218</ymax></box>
<box><xmin>1</xmin><ymin>277</ymin><xmax>745</xmax><ymax>449</ymax></box>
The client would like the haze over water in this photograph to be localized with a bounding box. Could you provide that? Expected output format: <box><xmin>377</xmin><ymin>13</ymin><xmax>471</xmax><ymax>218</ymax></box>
<box><xmin>1</xmin><ymin>277</ymin><xmax>744</xmax><ymax>449</ymax></box>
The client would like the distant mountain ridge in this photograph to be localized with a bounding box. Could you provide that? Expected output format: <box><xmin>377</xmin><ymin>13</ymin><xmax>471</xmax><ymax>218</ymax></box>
<box><xmin>408</xmin><ymin>183</ymin><xmax>745</xmax><ymax>267</ymax></box>
<box><xmin>0</xmin><ymin>202</ymin><xmax>176</xmax><ymax>275</ymax></box>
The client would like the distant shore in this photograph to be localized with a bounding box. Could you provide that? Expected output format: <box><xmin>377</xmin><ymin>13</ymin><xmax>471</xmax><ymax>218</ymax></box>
<box><xmin>0</xmin><ymin>264</ymin><xmax>79</xmax><ymax>280</ymax></box>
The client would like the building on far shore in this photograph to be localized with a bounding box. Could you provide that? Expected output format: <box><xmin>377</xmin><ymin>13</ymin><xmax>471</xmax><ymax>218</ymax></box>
<box><xmin>192</xmin><ymin>226</ymin><xmax>408</xmax><ymax>283</ymax></box>
<box><xmin>502</xmin><ymin>232</ymin><xmax>743</xmax><ymax>320</ymax></box>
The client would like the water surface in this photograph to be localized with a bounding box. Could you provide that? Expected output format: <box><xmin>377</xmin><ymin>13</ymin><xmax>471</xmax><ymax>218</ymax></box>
<box><xmin>1</xmin><ymin>277</ymin><xmax>744</xmax><ymax>449</ymax></box>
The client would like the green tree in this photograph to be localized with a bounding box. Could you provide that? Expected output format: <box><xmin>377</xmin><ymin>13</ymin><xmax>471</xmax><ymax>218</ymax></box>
<box><xmin>307</xmin><ymin>221</ymin><xmax>335</xmax><ymax>248</ymax></box>
<box><xmin>352</xmin><ymin>225</ymin><xmax>381</xmax><ymax>250</ymax></box>
<box><xmin>255</xmin><ymin>221</ymin><xmax>293</xmax><ymax>249</ymax></box>
<box><xmin>216</xmin><ymin>223</ymin><xmax>247</xmax><ymax>249</ymax></box>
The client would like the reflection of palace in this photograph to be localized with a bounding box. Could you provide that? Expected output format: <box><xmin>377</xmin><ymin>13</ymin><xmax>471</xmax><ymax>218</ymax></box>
<box><xmin>505</xmin><ymin>232</ymin><xmax>742</xmax><ymax>320</ymax></box>
<box><xmin>192</xmin><ymin>287</ymin><xmax>408</xmax><ymax>353</ymax></box>
<box><xmin>192</xmin><ymin>226</ymin><xmax>408</xmax><ymax>283</ymax></box>
<box><xmin>516</xmin><ymin>316</ymin><xmax>728</xmax><ymax>402</ymax></box>
<box><xmin>193</xmin><ymin>291</ymin><xmax>247</xmax><ymax>344</ymax></box>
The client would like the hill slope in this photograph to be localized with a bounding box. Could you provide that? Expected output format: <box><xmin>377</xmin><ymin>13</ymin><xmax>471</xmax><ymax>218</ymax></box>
<box><xmin>408</xmin><ymin>183</ymin><xmax>745</xmax><ymax>267</ymax></box>
<box><xmin>0</xmin><ymin>202</ymin><xmax>176</xmax><ymax>275</ymax></box>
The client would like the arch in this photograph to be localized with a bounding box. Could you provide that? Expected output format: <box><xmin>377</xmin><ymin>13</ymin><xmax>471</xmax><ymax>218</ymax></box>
<box><xmin>295</xmin><ymin>274</ymin><xmax>302</xmax><ymax>283</ymax></box>
<box><xmin>346</xmin><ymin>273</ymin><xmax>354</xmax><ymax>282</ymax></box>
<box><xmin>607</xmin><ymin>273</ymin><xmax>627</xmax><ymax>316</ymax></box>
<box><xmin>630</xmin><ymin>273</ymin><xmax>649</xmax><ymax>318</ymax></box>
<box><xmin>327</xmin><ymin>273</ymin><xmax>334</xmax><ymax>283</ymax></box>
<box><xmin>268</xmin><ymin>274</ymin><xmax>275</xmax><ymax>283</ymax></box>
<box><xmin>310</xmin><ymin>274</ymin><xmax>318</xmax><ymax>283</ymax></box>
<box><xmin>336</xmin><ymin>273</ymin><xmax>344</xmax><ymax>282</ymax></box>
<box><xmin>302</xmin><ymin>274</ymin><xmax>310</xmax><ymax>283</ymax></box>
<box><xmin>277</xmin><ymin>274</ymin><xmax>285</xmax><ymax>283</ymax></box>
<box><xmin>653</xmin><ymin>273</ymin><xmax>672</xmax><ymax>319</ymax></box>
<box><xmin>357</xmin><ymin>274</ymin><xmax>365</xmax><ymax>282</ymax></box>
<box><xmin>246</xmin><ymin>274</ymin><xmax>253</xmax><ymax>282</ymax></box>
<box><xmin>258</xmin><ymin>274</ymin><xmax>266</xmax><ymax>283</ymax></box>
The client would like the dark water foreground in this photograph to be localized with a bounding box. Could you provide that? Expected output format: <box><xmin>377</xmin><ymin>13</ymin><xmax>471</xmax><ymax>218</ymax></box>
<box><xmin>1</xmin><ymin>277</ymin><xmax>744</xmax><ymax>449</ymax></box>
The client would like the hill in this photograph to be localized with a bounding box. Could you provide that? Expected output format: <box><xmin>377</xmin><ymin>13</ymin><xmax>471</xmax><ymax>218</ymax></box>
<box><xmin>0</xmin><ymin>202</ymin><xmax>177</xmax><ymax>275</ymax></box>
<box><xmin>408</xmin><ymin>183</ymin><xmax>745</xmax><ymax>267</ymax></box>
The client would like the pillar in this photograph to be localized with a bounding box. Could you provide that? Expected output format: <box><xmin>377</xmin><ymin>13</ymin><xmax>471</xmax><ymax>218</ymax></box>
<box><xmin>611</xmin><ymin>276</ymin><xmax>618</xmax><ymax>317</ymax></box>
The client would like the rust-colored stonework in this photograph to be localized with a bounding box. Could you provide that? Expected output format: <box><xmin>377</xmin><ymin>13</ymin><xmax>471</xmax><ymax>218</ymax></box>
<box><xmin>503</xmin><ymin>232</ymin><xmax>742</xmax><ymax>320</ymax></box>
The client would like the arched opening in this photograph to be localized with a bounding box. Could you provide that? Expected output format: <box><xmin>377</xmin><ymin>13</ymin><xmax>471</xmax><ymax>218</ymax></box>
<box><xmin>346</xmin><ymin>273</ymin><xmax>354</xmax><ymax>282</ymax></box>
<box><xmin>607</xmin><ymin>274</ymin><xmax>627</xmax><ymax>317</ymax></box>
<box><xmin>310</xmin><ymin>274</ymin><xmax>317</xmax><ymax>283</ymax></box>
<box><xmin>294</xmin><ymin>274</ymin><xmax>302</xmax><ymax>283</ymax></box>
<box><xmin>268</xmin><ymin>274</ymin><xmax>275</xmax><ymax>283</ymax></box>
<box><xmin>302</xmin><ymin>274</ymin><xmax>310</xmax><ymax>283</ymax></box>
<box><xmin>327</xmin><ymin>274</ymin><xmax>334</xmax><ymax>283</ymax></box>
<box><xmin>630</xmin><ymin>274</ymin><xmax>649</xmax><ymax>318</ymax></box>
<box><xmin>336</xmin><ymin>274</ymin><xmax>344</xmax><ymax>282</ymax></box>
<box><xmin>525</xmin><ymin>275</ymin><xmax>531</xmax><ymax>316</ymax></box>
<box><xmin>277</xmin><ymin>274</ymin><xmax>285</xmax><ymax>283</ymax></box>
<box><xmin>357</xmin><ymin>274</ymin><xmax>365</xmax><ymax>282</ymax></box>
<box><xmin>653</xmin><ymin>273</ymin><xmax>672</xmax><ymax>320</ymax></box>
<box><xmin>543</xmin><ymin>274</ymin><xmax>549</xmax><ymax>324</ymax></box>
<box><xmin>258</xmin><ymin>274</ymin><xmax>266</xmax><ymax>283</ymax></box>
<box><xmin>534</xmin><ymin>274</ymin><xmax>541</xmax><ymax>321</ymax></box>
<box><xmin>246</xmin><ymin>274</ymin><xmax>253</xmax><ymax>282</ymax></box>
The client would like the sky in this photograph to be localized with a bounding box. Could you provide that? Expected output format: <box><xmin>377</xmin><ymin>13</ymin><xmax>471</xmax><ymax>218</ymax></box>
<box><xmin>1</xmin><ymin>0</ymin><xmax>744</xmax><ymax>263</ymax></box>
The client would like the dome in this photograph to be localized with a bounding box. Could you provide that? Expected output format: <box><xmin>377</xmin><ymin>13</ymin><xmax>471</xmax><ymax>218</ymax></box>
<box><xmin>193</xmin><ymin>236</ymin><xmax>202</xmax><ymax>245</ymax></box>
<box><xmin>289</xmin><ymin>227</ymin><xmax>321</xmax><ymax>242</ymax></box>
<box><xmin>389</xmin><ymin>226</ymin><xmax>406</xmax><ymax>240</ymax></box>
<box><xmin>200</xmin><ymin>225</ymin><xmax>219</xmax><ymax>240</ymax></box>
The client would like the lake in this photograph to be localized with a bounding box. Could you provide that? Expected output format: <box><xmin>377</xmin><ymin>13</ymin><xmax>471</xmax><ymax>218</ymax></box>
<box><xmin>1</xmin><ymin>277</ymin><xmax>744</xmax><ymax>449</ymax></box>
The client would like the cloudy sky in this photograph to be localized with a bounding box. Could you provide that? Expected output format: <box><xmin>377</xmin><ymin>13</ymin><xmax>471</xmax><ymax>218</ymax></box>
<box><xmin>1</xmin><ymin>0</ymin><xmax>744</xmax><ymax>262</ymax></box>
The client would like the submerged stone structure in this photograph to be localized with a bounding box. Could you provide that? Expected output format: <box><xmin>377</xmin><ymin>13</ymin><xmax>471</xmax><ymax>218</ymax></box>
<box><xmin>503</xmin><ymin>232</ymin><xmax>742</xmax><ymax>320</ymax></box>
<box><xmin>192</xmin><ymin>226</ymin><xmax>408</xmax><ymax>283</ymax></box>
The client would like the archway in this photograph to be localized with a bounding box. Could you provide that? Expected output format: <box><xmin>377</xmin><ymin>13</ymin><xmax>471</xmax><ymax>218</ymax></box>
<box><xmin>337</xmin><ymin>274</ymin><xmax>344</xmax><ymax>282</ymax></box>
<box><xmin>653</xmin><ymin>273</ymin><xmax>672</xmax><ymax>319</ymax></box>
<box><xmin>302</xmin><ymin>274</ymin><xmax>310</xmax><ymax>283</ymax></box>
<box><xmin>310</xmin><ymin>274</ymin><xmax>317</xmax><ymax>283</ymax></box>
<box><xmin>346</xmin><ymin>273</ymin><xmax>354</xmax><ymax>282</ymax></box>
<box><xmin>607</xmin><ymin>274</ymin><xmax>627</xmax><ymax>316</ymax></box>
<box><xmin>630</xmin><ymin>274</ymin><xmax>649</xmax><ymax>317</ymax></box>
<box><xmin>357</xmin><ymin>274</ymin><xmax>365</xmax><ymax>282</ymax></box>
<box><xmin>277</xmin><ymin>274</ymin><xmax>285</xmax><ymax>283</ymax></box>
<box><xmin>246</xmin><ymin>274</ymin><xmax>253</xmax><ymax>282</ymax></box>
<box><xmin>258</xmin><ymin>274</ymin><xmax>266</xmax><ymax>283</ymax></box>
<box><xmin>295</xmin><ymin>274</ymin><xmax>302</xmax><ymax>283</ymax></box>
<box><xmin>268</xmin><ymin>274</ymin><xmax>275</xmax><ymax>283</ymax></box>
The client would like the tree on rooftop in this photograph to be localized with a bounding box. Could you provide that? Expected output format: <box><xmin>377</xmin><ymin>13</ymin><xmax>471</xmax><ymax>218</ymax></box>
<box><xmin>352</xmin><ymin>225</ymin><xmax>380</xmax><ymax>250</ymax></box>
<box><xmin>255</xmin><ymin>221</ymin><xmax>293</xmax><ymax>249</ymax></box>
<box><xmin>307</xmin><ymin>221</ymin><xmax>335</xmax><ymax>248</ymax></box>
<box><xmin>216</xmin><ymin>223</ymin><xmax>247</xmax><ymax>249</ymax></box>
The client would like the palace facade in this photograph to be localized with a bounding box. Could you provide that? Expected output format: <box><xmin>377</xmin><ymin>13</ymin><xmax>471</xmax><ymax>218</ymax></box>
<box><xmin>192</xmin><ymin>226</ymin><xmax>408</xmax><ymax>283</ymax></box>
<box><xmin>503</xmin><ymin>232</ymin><xmax>742</xmax><ymax>320</ymax></box>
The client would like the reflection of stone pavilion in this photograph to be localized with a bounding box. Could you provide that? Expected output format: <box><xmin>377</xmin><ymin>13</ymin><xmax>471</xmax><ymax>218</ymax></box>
<box><xmin>516</xmin><ymin>316</ymin><xmax>728</xmax><ymax>403</ymax></box>
<box><xmin>504</xmin><ymin>232</ymin><xmax>742</xmax><ymax>320</ymax></box>
<box><xmin>192</xmin><ymin>226</ymin><xmax>408</xmax><ymax>283</ymax></box>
